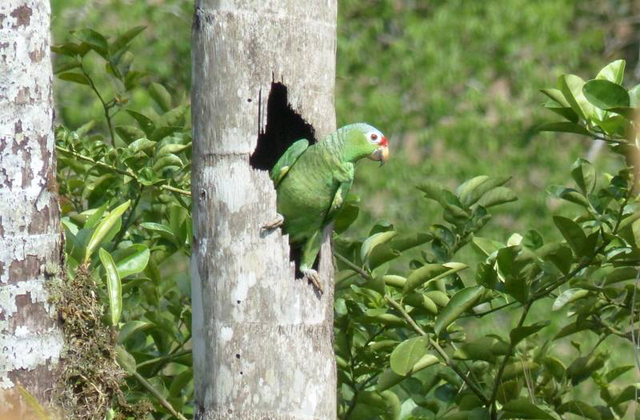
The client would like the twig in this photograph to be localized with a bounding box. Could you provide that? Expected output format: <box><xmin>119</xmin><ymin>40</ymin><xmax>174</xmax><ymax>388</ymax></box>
<box><xmin>135</xmin><ymin>349</ymin><xmax>192</xmax><ymax>370</ymax></box>
<box><xmin>385</xmin><ymin>296</ymin><xmax>490</xmax><ymax>404</ymax></box>
<box><xmin>130</xmin><ymin>370</ymin><xmax>188</xmax><ymax>420</ymax></box>
<box><xmin>334</xmin><ymin>251</ymin><xmax>371</xmax><ymax>280</ymax></box>
<box><xmin>489</xmin><ymin>301</ymin><xmax>532</xmax><ymax>420</ymax></box>
<box><xmin>112</xmin><ymin>186</ymin><xmax>144</xmax><ymax>248</ymax></box>
<box><xmin>56</xmin><ymin>146</ymin><xmax>191</xmax><ymax>196</ymax></box>
<box><xmin>461</xmin><ymin>300</ymin><xmax>518</xmax><ymax>318</ymax></box>
<box><xmin>80</xmin><ymin>63</ymin><xmax>116</xmax><ymax>146</ymax></box>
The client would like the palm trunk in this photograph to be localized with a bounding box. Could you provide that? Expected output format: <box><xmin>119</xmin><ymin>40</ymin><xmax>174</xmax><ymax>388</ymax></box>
<box><xmin>191</xmin><ymin>0</ymin><xmax>338</xmax><ymax>418</ymax></box>
<box><xmin>0</xmin><ymin>0</ymin><xmax>63</xmax><ymax>412</ymax></box>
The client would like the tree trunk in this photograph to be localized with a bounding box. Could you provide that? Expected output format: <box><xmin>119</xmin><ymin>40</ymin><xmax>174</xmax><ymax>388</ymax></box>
<box><xmin>0</xmin><ymin>0</ymin><xmax>63</xmax><ymax>412</ymax></box>
<box><xmin>191</xmin><ymin>1</ymin><xmax>337</xmax><ymax>419</ymax></box>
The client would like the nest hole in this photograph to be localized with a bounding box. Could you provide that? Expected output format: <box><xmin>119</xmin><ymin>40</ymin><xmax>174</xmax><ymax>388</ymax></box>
<box><xmin>251</xmin><ymin>82</ymin><xmax>319</xmax><ymax>277</ymax></box>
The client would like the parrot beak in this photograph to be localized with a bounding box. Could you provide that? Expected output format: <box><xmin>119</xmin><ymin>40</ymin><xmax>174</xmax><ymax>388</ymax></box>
<box><xmin>370</xmin><ymin>136</ymin><xmax>389</xmax><ymax>166</ymax></box>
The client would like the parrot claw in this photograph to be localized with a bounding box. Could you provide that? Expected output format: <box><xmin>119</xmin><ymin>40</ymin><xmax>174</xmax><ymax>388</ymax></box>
<box><xmin>301</xmin><ymin>268</ymin><xmax>324</xmax><ymax>294</ymax></box>
<box><xmin>261</xmin><ymin>214</ymin><xmax>284</xmax><ymax>231</ymax></box>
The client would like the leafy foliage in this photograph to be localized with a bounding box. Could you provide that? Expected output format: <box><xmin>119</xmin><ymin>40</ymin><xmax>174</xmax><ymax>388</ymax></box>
<box><xmin>49</xmin><ymin>5</ymin><xmax>640</xmax><ymax>420</ymax></box>
<box><xmin>53</xmin><ymin>27</ymin><xmax>193</xmax><ymax>419</ymax></box>
<box><xmin>333</xmin><ymin>60</ymin><xmax>640</xmax><ymax>419</ymax></box>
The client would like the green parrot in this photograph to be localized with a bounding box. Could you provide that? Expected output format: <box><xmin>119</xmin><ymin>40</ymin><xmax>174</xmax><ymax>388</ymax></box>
<box><xmin>269</xmin><ymin>123</ymin><xmax>389</xmax><ymax>292</ymax></box>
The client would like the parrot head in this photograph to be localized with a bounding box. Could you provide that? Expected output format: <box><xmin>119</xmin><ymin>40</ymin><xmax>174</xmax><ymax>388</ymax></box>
<box><xmin>340</xmin><ymin>123</ymin><xmax>390</xmax><ymax>165</ymax></box>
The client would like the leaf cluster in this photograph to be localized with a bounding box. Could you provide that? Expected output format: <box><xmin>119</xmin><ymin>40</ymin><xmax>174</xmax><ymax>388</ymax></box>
<box><xmin>334</xmin><ymin>60</ymin><xmax>640</xmax><ymax>420</ymax></box>
<box><xmin>53</xmin><ymin>27</ymin><xmax>193</xmax><ymax>420</ymax></box>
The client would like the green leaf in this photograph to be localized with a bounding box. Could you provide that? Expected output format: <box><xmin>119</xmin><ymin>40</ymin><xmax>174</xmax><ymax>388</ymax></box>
<box><xmin>611</xmin><ymin>384</ymin><xmax>640</xmax><ymax>404</ymax></box>
<box><xmin>553</xmin><ymin>320</ymin><xmax>595</xmax><ymax>340</ymax></box>
<box><xmin>571</xmin><ymin>158</ymin><xmax>596</xmax><ymax>194</ymax></box>
<box><xmin>51</xmin><ymin>42</ymin><xmax>88</xmax><ymax>57</ymax></box>
<box><xmin>510</xmin><ymin>320</ymin><xmax>550</xmax><ymax>345</ymax></box>
<box><xmin>558</xmin><ymin>74</ymin><xmax>596</xmax><ymax>121</ymax></box>
<box><xmin>150</xmin><ymin>82</ymin><xmax>172</xmax><ymax>112</ymax></box>
<box><xmin>376</xmin><ymin>368</ymin><xmax>405</xmax><ymax>392</ymax></box>
<box><xmin>115</xmin><ymin>345</ymin><xmax>137</xmax><ymax>373</ymax></box>
<box><xmin>629</xmin><ymin>84</ymin><xmax>640</xmax><ymax>107</ymax></box>
<box><xmin>99</xmin><ymin>248</ymin><xmax>122</xmax><ymax>326</ymax></box>
<box><xmin>603</xmin><ymin>266</ymin><xmax>639</xmax><ymax>285</ymax></box>
<box><xmin>453</xmin><ymin>336</ymin><xmax>496</xmax><ymax>362</ymax></box>
<box><xmin>537</xmin><ymin>121</ymin><xmax>590</xmax><ymax>136</ymax></box>
<box><xmin>127</xmin><ymin>138</ymin><xmax>156</xmax><ymax>155</ymax></box>
<box><xmin>547</xmin><ymin>185</ymin><xmax>589</xmax><ymax>207</ymax></box>
<box><xmin>475</xmin><ymin>186</ymin><xmax>517</xmax><ymax>208</ymax></box>
<box><xmin>583</xmin><ymin>79</ymin><xmax>630</xmax><ymax>110</ymax></box>
<box><xmin>457</xmin><ymin>175</ymin><xmax>511</xmax><ymax>207</ymax></box>
<box><xmin>72</xmin><ymin>28</ymin><xmax>109</xmax><ymax>58</ymax></box>
<box><xmin>471</xmin><ymin>237</ymin><xmax>504</xmax><ymax>257</ymax></box>
<box><xmin>557</xmin><ymin>401</ymin><xmax>601</xmax><ymax>420</ymax></box>
<box><xmin>543</xmin><ymin>356</ymin><xmax>566</xmax><ymax>381</ymax></box>
<box><xmin>85</xmin><ymin>200</ymin><xmax>130</xmax><ymax>262</ymax></box>
<box><xmin>110</xmin><ymin>26</ymin><xmax>146</xmax><ymax>55</ymax></box>
<box><xmin>553</xmin><ymin>216</ymin><xmax>587</xmax><ymax>256</ymax></box>
<box><xmin>523</xmin><ymin>229</ymin><xmax>544</xmax><ymax>250</ymax></box>
<box><xmin>118</xmin><ymin>320</ymin><xmax>153</xmax><ymax>343</ymax></box>
<box><xmin>475</xmin><ymin>262</ymin><xmax>498</xmax><ymax>289</ymax></box>
<box><xmin>606</xmin><ymin>106</ymin><xmax>636</xmax><ymax>119</ymax></box>
<box><xmin>351</xmin><ymin>391</ymin><xmax>400</xmax><ymax>420</ymax></box>
<box><xmin>544</xmin><ymin>103</ymin><xmax>579</xmax><ymax>123</ymax></box>
<box><xmin>540</xmin><ymin>88</ymin><xmax>570</xmax><ymax>107</ymax></box>
<box><xmin>425</xmin><ymin>290</ymin><xmax>449</xmax><ymax>307</ymax></box>
<box><xmin>152</xmin><ymin>153</ymin><xmax>183</xmax><ymax>171</ymax></box>
<box><xmin>403</xmin><ymin>262</ymin><xmax>467</xmax><ymax>295</ymax></box>
<box><xmin>157</xmin><ymin>143</ymin><xmax>190</xmax><ymax>157</ymax></box>
<box><xmin>606</xmin><ymin>365</ymin><xmax>634</xmax><ymax>382</ymax></box>
<box><xmin>502</xmin><ymin>361</ymin><xmax>540</xmax><ymax>381</ymax></box>
<box><xmin>115</xmin><ymin>125</ymin><xmax>145</xmax><ymax>144</ymax></box>
<box><xmin>618</xmin><ymin>210</ymin><xmax>640</xmax><ymax>232</ymax></box>
<box><xmin>536</xmin><ymin>241</ymin><xmax>573</xmax><ymax>274</ymax></box>
<box><xmin>169</xmin><ymin>369</ymin><xmax>193</xmax><ymax>398</ymax></box>
<box><xmin>140</xmin><ymin>222</ymin><xmax>178</xmax><ymax>244</ymax></box>
<box><xmin>126</xmin><ymin>110</ymin><xmax>156</xmax><ymax>136</ymax></box>
<box><xmin>382</xmin><ymin>275</ymin><xmax>406</xmax><ymax>288</ymax></box>
<box><xmin>361</xmin><ymin>231</ymin><xmax>398</xmax><ymax>263</ymax></box>
<box><xmin>112</xmin><ymin>244</ymin><xmax>150</xmax><ymax>278</ymax></box>
<box><xmin>390</xmin><ymin>336</ymin><xmax>432</xmax><ymax>376</ymax></box>
<box><xmin>552</xmin><ymin>288</ymin><xmax>589</xmax><ymax>311</ymax></box>
<box><xmin>417</xmin><ymin>181</ymin><xmax>462</xmax><ymax>208</ymax></box>
<box><xmin>54</xmin><ymin>60</ymin><xmax>81</xmax><ymax>75</ymax></box>
<box><xmin>404</xmin><ymin>293</ymin><xmax>438</xmax><ymax>315</ymax></box>
<box><xmin>596</xmin><ymin>59</ymin><xmax>625</xmax><ymax>84</ymax></box>
<box><xmin>502</xmin><ymin>399</ymin><xmax>561</xmax><ymax>420</ymax></box>
<box><xmin>334</xmin><ymin>204</ymin><xmax>359</xmax><ymax>234</ymax></box>
<box><xmin>150</xmin><ymin>126</ymin><xmax>182</xmax><ymax>141</ymax></box>
<box><xmin>434</xmin><ymin>286</ymin><xmax>485</xmax><ymax>335</ymax></box>
<box><xmin>58</xmin><ymin>72</ymin><xmax>91</xmax><ymax>86</ymax></box>
<box><xmin>158</xmin><ymin>104</ymin><xmax>188</xmax><ymax>127</ymax></box>
<box><xmin>84</xmin><ymin>204</ymin><xmax>108</xmax><ymax>229</ymax></box>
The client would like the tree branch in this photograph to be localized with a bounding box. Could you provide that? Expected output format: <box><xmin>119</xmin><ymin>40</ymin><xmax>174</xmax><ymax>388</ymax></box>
<box><xmin>385</xmin><ymin>296</ymin><xmax>490</xmax><ymax>405</ymax></box>
<box><xmin>56</xmin><ymin>146</ymin><xmax>191</xmax><ymax>196</ymax></box>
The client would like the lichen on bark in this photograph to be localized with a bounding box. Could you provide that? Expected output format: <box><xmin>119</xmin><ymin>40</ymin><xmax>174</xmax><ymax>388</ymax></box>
<box><xmin>0</xmin><ymin>0</ymin><xmax>64</xmax><ymax>412</ymax></box>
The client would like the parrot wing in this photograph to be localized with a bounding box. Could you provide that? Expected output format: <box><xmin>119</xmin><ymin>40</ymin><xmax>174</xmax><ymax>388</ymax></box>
<box><xmin>270</xmin><ymin>139</ymin><xmax>310</xmax><ymax>187</ymax></box>
<box><xmin>323</xmin><ymin>164</ymin><xmax>354</xmax><ymax>224</ymax></box>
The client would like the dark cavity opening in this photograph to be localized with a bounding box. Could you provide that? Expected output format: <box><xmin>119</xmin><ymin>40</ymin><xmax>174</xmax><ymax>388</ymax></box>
<box><xmin>250</xmin><ymin>82</ymin><xmax>316</xmax><ymax>171</ymax></box>
<box><xmin>250</xmin><ymin>82</ymin><xmax>319</xmax><ymax>279</ymax></box>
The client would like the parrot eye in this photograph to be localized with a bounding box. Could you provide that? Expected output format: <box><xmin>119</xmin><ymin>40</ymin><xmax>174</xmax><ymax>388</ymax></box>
<box><xmin>369</xmin><ymin>133</ymin><xmax>378</xmax><ymax>143</ymax></box>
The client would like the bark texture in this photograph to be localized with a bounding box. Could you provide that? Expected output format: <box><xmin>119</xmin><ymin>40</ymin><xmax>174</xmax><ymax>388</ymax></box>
<box><xmin>0</xmin><ymin>0</ymin><xmax>63</xmax><ymax>410</ymax></box>
<box><xmin>191</xmin><ymin>0</ymin><xmax>337</xmax><ymax>418</ymax></box>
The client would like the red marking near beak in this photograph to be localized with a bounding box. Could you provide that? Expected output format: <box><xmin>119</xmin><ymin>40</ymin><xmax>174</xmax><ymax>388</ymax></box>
<box><xmin>380</xmin><ymin>136</ymin><xmax>389</xmax><ymax>147</ymax></box>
